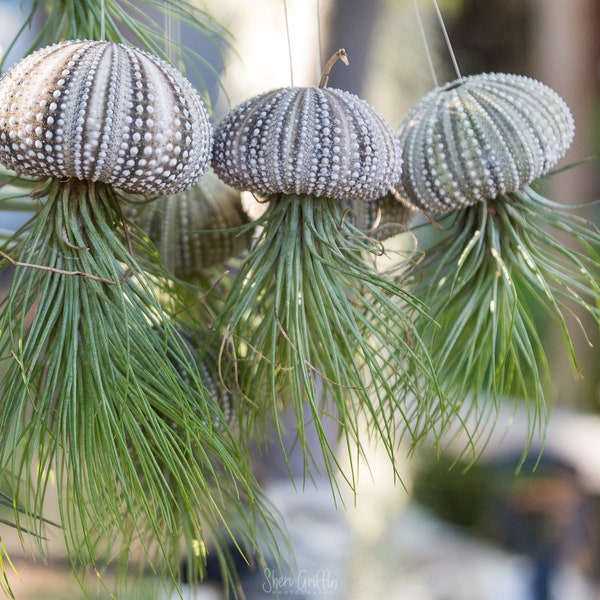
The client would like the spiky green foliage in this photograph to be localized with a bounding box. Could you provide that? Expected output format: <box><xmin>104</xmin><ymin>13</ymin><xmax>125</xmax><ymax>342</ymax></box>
<box><xmin>0</xmin><ymin>0</ymin><xmax>231</xmax><ymax>106</ymax></box>
<box><xmin>211</xmin><ymin>193</ymin><xmax>445</xmax><ymax>492</ymax></box>
<box><xmin>411</xmin><ymin>183</ymin><xmax>600</xmax><ymax>456</ymax></box>
<box><xmin>0</xmin><ymin>489</ymin><xmax>57</xmax><ymax>599</ymax></box>
<box><xmin>0</xmin><ymin>168</ymin><xmax>38</xmax><ymax>231</ymax></box>
<box><xmin>0</xmin><ymin>178</ymin><xmax>281</xmax><ymax>595</ymax></box>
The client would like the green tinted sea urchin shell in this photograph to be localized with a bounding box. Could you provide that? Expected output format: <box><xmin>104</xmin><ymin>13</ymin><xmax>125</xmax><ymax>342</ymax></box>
<box><xmin>396</xmin><ymin>73</ymin><xmax>574</xmax><ymax>212</ymax></box>
<box><xmin>126</xmin><ymin>169</ymin><xmax>252</xmax><ymax>275</ymax></box>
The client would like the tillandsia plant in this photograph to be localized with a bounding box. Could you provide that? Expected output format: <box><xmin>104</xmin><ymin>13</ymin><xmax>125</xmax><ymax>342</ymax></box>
<box><xmin>210</xmin><ymin>50</ymin><xmax>443</xmax><ymax>489</ymax></box>
<box><xmin>0</xmin><ymin>38</ymin><xmax>280</xmax><ymax>597</ymax></box>
<box><xmin>0</xmin><ymin>0</ymin><xmax>230</xmax><ymax>98</ymax></box>
<box><xmin>395</xmin><ymin>72</ymin><xmax>600</xmax><ymax>451</ymax></box>
<box><xmin>242</xmin><ymin>177</ymin><xmax>416</xmax><ymax>242</ymax></box>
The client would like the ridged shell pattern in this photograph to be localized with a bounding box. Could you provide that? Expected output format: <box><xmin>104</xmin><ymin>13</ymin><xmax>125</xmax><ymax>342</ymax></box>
<box><xmin>212</xmin><ymin>87</ymin><xmax>401</xmax><ymax>202</ymax></box>
<box><xmin>396</xmin><ymin>73</ymin><xmax>575</xmax><ymax>212</ymax></box>
<box><xmin>0</xmin><ymin>40</ymin><xmax>212</xmax><ymax>195</ymax></box>
<box><xmin>198</xmin><ymin>354</ymin><xmax>234</xmax><ymax>426</ymax></box>
<box><xmin>126</xmin><ymin>169</ymin><xmax>252</xmax><ymax>274</ymax></box>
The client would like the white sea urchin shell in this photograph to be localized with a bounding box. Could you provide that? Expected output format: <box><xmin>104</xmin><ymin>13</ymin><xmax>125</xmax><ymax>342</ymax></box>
<box><xmin>396</xmin><ymin>73</ymin><xmax>575</xmax><ymax>212</ymax></box>
<box><xmin>0</xmin><ymin>40</ymin><xmax>212</xmax><ymax>195</ymax></box>
<box><xmin>212</xmin><ymin>86</ymin><xmax>401</xmax><ymax>202</ymax></box>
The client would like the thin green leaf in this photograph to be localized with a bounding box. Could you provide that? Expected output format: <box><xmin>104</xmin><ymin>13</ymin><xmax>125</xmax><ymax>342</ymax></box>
<box><xmin>411</xmin><ymin>185</ymin><xmax>600</xmax><ymax>459</ymax></box>
<box><xmin>0</xmin><ymin>178</ymin><xmax>283</xmax><ymax>595</ymax></box>
<box><xmin>210</xmin><ymin>194</ymin><xmax>445</xmax><ymax>497</ymax></box>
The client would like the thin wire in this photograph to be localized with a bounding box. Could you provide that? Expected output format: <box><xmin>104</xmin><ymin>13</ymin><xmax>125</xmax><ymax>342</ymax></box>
<box><xmin>432</xmin><ymin>0</ymin><xmax>462</xmax><ymax>80</ymax></box>
<box><xmin>316</xmin><ymin>0</ymin><xmax>323</xmax><ymax>80</ymax></box>
<box><xmin>283</xmin><ymin>0</ymin><xmax>294</xmax><ymax>86</ymax></box>
<box><xmin>100</xmin><ymin>0</ymin><xmax>105</xmax><ymax>41</ymax></box>
<box><xmin>165</xmin><ymin>0</ymin><xmax>174</xmax><ymax>64</ymax></box>
<box><xmin>164</xmin><ymin>0</ymin><xmax>182</xmax><ymax>66</ymax></box>
<box><xmin>413</xmin><ymin>0</ymin><xmax>438</xmax><ymax>87</ymax></box>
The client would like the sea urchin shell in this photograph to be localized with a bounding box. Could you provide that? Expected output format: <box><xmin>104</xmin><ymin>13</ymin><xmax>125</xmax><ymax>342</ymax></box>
<box><xmin>212</xmin><ymin>86</ymin><xmax>401</xmax><ymax>202</ymax></box>
<box><xmin>126</xmin><ymin>169</ymin><xmax>252</xmax><ymax>274</ymax></box>
<box><xmin>396</xmin><ymin>73</ymin><xmax>574</xmax><ymax>212</ymax></box>
<box><xmin>0</xmin><ymin>40</ymin><xmax>212</xmax><ymax>195</ymax></box>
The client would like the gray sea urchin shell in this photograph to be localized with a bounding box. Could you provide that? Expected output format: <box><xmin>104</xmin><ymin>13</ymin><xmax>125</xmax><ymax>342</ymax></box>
<box><xmin>212</xmin><ymin>86</ymin><xmax>401</xmax><ymax>202</ymax></box>
<box><xmin>396</xmin><ymin>73</ymin><xmax>575</xmax><ymax>212</ymax></box>
<box><xmin>126</xmin><ymin>169</ymin><xmax>252</xmax><ymax>274</ymax></box>
<box><xmin>0</xmin><ymin>40</ymin><xmax>212</xmax><ymax>195</ymax></box>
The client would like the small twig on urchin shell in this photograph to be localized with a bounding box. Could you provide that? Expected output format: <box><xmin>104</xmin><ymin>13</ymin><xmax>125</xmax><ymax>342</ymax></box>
<box><xmin>319</xmin><ymin>48</ymin><xmax>349</xmax><ymax>89</ymax></box>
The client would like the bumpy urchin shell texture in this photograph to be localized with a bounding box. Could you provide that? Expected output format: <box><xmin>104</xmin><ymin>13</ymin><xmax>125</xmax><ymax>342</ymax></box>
<box><xmin>126</xmin><ymin>169</ymin><xmax>252</xmax><ymax>274</ymax></box>
<box><xmin>211</xmin><ymin>86</ymin><xmax>402</xmax><ymax>202</ymax></box>
<box><xmin>396</xmin><ymin>73</ymin><xmax>575</xmax><ymax>212</ymax></box>
<box><xmin>0</xmin><ymin>40</ymin><xmax>212</xmax><ymax>195</ymax></box>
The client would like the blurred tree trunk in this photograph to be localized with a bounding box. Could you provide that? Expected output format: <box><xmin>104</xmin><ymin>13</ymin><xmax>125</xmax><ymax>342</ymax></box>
<box><xmin>445</xmin><ymin>0</ymin><xmax>531</xmax><ymax>75</ymax></box>
<box><xmin>532</xmin><ymin>0</ymin><xmax>599</xmax><ymax>205</ymax></box>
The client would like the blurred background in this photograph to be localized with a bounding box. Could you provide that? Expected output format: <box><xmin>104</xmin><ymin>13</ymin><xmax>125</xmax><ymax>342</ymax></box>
<box><xmin>1</xmin><ymin>0</ymin><xmax>600</xmax><ymax>598</ymax></box>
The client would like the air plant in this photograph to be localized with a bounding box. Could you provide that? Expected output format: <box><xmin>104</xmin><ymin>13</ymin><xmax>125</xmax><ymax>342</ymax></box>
<box><xmin>0</xmin><ymin>39</ymin><xmax>277</xmax><ymax>594</ymax></box>
<box><xmin>0</xmin><ymin>0</ymin><xmax>230</xmax><ymax>98</ymax></box>
<box><xmin>242</xmin><ymin>183</ymin><xmax>415</xmax><ymax>245</ymax></box>
<box><xmin>210</xmin><ymin>50</ymin><xmax>443</xmax><ymax>489</ymax></box>
<box><xmin>395</xmin><ymin>72</ymin><xmax>600</xmax><ymax>450</ymax></box>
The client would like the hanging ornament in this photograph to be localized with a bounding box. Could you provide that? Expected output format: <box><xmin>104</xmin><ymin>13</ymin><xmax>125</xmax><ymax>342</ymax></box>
<box><xmin>395</xmin><ymin>72</ymin><xmax>599</xmax><ymax>446</ymax></box>
<box><xmin>395</xmin><ymin>72</ymin><xmax>574</xmax><ymax>212</ymax></box>
<box><xmin>210</xmin><ymin>50</ymin><xmax>442</xmax><ymax>485</ymax></box>
<box><xmin>125</xmin><ymin>168</ymin><xmax>252</xmax><ymax>276</ymax></box>
<box><xmin>0</xmin><ymin>40</ymin><xmax>272</xmax><ymax>589</ymax></box>
<box><xmin>0</xmin><ymin>39</ymin><xmax>212</xmax><ymax>194</ymax></box>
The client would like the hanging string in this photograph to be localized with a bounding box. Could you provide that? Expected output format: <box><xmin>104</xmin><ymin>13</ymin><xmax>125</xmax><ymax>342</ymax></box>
<box><xmin>316</xmin><ymin>0</ymin><xmax>323</xmax><ymax>83</ymax></box>
<box><xmin>413</xmin><ymin>0</ymin><xmax>438</xmax><ymax>87</ymax></box>
<box><xmin>283</xmin><ymin>0</ymin><xmax>295</xmax><ymax>86</ymax></box>
<box><xmin>432</xmin><ymin>0</ymin><xmax>462</xmax><ymax>81</ymax></box>
<box><xmin>165</xmin><ymin>0</ymin><xmax>173</xmax><ymax>64</ymax></box>
<box><xmin>100</xmin><ymin>0</ymin><xmax>105</xmax><ymax>41</ymax></box>
<box><xmin>164</xmin><ymin>0</ymin><xmax>181</xmax><ymax>65</ymax></box>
